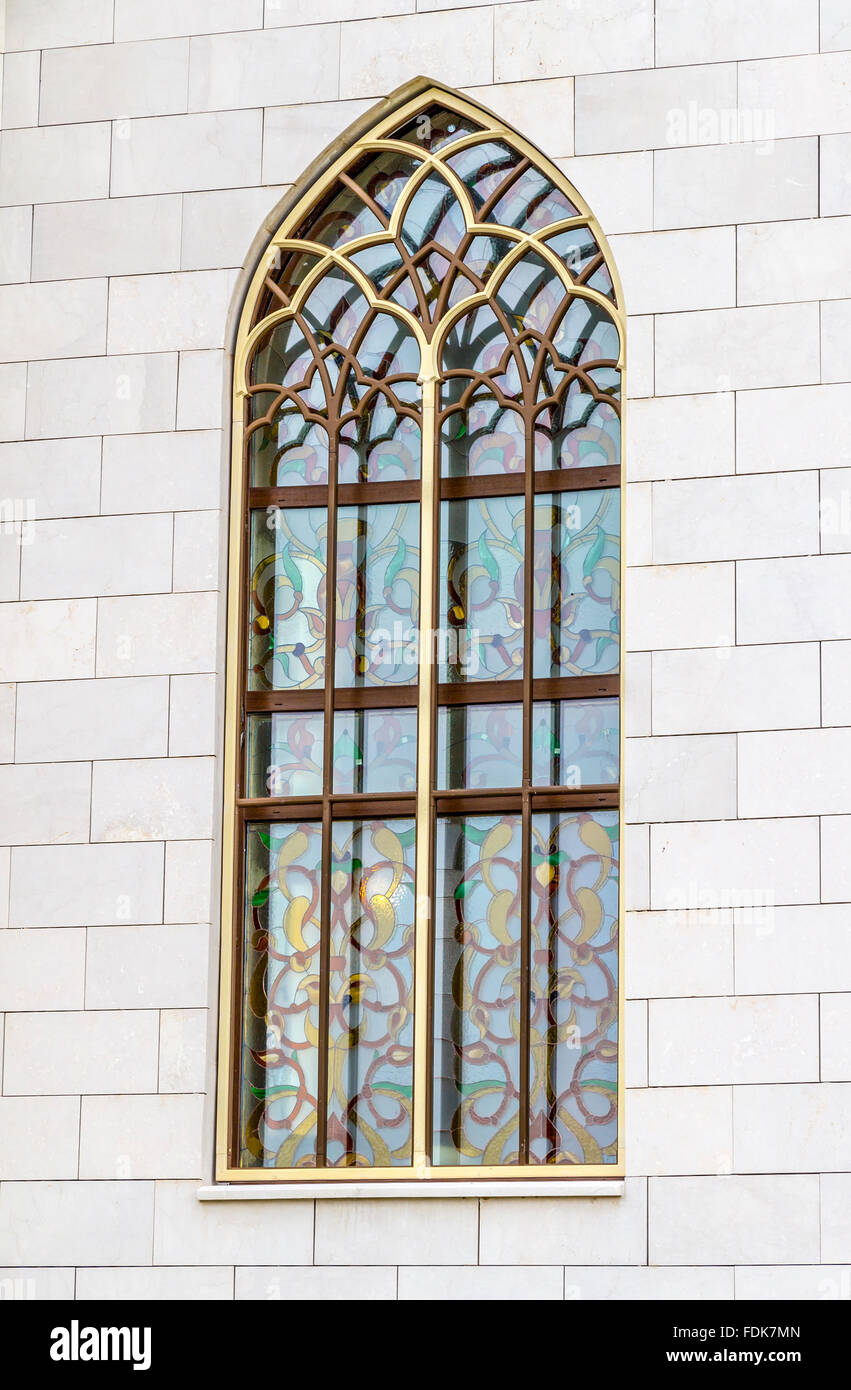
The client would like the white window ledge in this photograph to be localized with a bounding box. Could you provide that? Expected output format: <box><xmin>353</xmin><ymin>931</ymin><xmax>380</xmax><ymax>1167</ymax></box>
<box><xmin>197</xmin><ymin>1179</ymin><xmax>624</xmax><ymax>1201</ymax></box>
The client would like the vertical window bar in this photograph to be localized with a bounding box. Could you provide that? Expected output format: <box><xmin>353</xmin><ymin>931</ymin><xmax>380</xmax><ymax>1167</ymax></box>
<box><xmin>316</xmin><ymin>431</ymin><xmax>338</xmax><ymax>1167</ymax></box>
<box><xmin>518</xmin><ymin>415</ymin><xmax>535</xmax><ymax>1163</ymax></box>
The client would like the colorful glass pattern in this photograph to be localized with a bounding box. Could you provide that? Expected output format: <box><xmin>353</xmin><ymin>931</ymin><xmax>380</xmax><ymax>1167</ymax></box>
<box><xmin>246</xmin><ymin>712</ymin><xmax>324</xmax><ymax>798</ymax></box>
<box><xmin>436</xmin><ymin>702</ymin><xmax>523</xmax><ymax>789</ymax></box>
<box><xmin>433</xmin><ymin>814</ymin><xmax>523</xmax><ymax>1165</ymax></box>
<box><xmin>532</xmin><ymin>489</ymin><xmax>620</xmax><ymax>678</ymax></box>
<box><xmin>439</xmin><ymin>495</ymin><xmax>525</xmax><ymax>682</ymax></box>
<box><xmin>248</xmin><ymin>507</ymin><xmax>328</xmax><ymax>691</ymax></box>
<box><xmin>335</xmin><ymin>502</ymin><xmax>420</xmax><ymax>687</ymax></box>
<box><xmin>532</xmin><ymin>698</ymin><xmax>619</xmax><ymax>788</ymax></box>
<box><xmin>326</xmin><ymin>819</ymin><xmax>416</xmax><ymax>1167</ymax></box>
<box><xmin>333</xmin><ymin>708</ymin><xmax>418</xmax><ymax>794</ymax></box>
<box><xmin>241</xmin><ymin>821</ymin><xmax>324</xmax><ymax>1167</ymax></box>
<box><xmin>529</xmin><ymin>811</ymin><xmax>619</xmax><ymax>1164</ymax></box>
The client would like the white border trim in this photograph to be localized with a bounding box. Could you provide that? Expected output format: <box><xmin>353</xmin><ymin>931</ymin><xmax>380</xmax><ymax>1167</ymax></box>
<box><xmin>197</xmin><ymin>1180</ymin><xmax>625</xmax><ymax>1201</ymax></box>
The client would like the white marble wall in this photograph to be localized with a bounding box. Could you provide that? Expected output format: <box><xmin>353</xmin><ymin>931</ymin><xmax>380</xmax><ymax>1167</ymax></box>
<box><xmin>1</xmin><ymin>0</ymin><xmax>850</xmax><ymax>1301</ymax></box>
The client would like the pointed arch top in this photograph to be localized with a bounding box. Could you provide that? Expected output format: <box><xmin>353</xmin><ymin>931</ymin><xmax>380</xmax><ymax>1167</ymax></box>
<box><xmin>234</xmin><ymin>79</ymin><xmax>624</xmax><ymax>399</ymax></box>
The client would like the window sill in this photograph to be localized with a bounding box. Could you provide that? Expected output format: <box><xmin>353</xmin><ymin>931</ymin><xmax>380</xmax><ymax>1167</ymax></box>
<box><xmin>197</xmin><ymin>1179</ymin><xmax>624</xmax><ymax>1201</ymax></box>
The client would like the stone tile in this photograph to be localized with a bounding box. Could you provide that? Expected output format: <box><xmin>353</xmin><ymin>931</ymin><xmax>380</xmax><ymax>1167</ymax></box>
<box><xmin>821</xmin><ymin>995</ymin><xmax>851</xmax><ymax>1081</ymax></box>
<box><xmin>0</xmin><ymin>124</ymin><xmax>111</xmax><ymax>206</ymax></box>
<box><xmin>652</xmin><ymin>644</ymin><xmax>820</xmax><ymax>735</ymax></box>
<box><xmin>649</xmin><ymin>994</ymin><xmax>819</xmax><ymax>1086</ymax></box>
<box><xmin>0</xmin><ymin>1182</ymin><xmax>154</xmax><ymax>1266</ymax></box>
<box><xmin>479</xmin><ymin>1178</ymin><xmax>646</xmax><ymax>1265</ymax></box>
<box><xmin>0</xmin><ymin>762</ymin><xmax>91</xmax><ymax>846</ymax></box>
<box><xmin>628</xmin><ymin>392</ymin><xmax>734</xmax><ymax>482</ymax></box>
<box><xmin>21</xmin><ymin>515</ymin><xmax>173</xmax><ymax>600</ymax></box>
<box><xmin>734</xmin><ymin>1083</ymin><xmax>851</xmax><ymax>1172</ymax></box>
<box><xmin>172</xmin><ymin>511</ymin><xmax>220</xmax><ymax>593</ymax></box>
<box><xmin>15</xmin><ymin>677</ymin><xmax>169</xmax><ymax>762</ymax></box>
<box><xmin>739</xmin><ymin>52</ymin><xmax>851</xmax><ymax>139</ymax></box>
<box><xmin>96</xmin><ymin>593</ymin><xmax>218</xmax><ymax>677</ymax></box>
<box><xmin>821</xmin><ymin>136</ymin><xmax>851</xmax><ymax>216</ymax></box>
<box><xmin>101</xmin><ymin>430</ymin><xmax>221</xmax><ymax>514</ymax></box>
<box><xmin>656</xmin><ymin>303</ymin><xmax>820</xmax><ymax>395</ymax></box>
<box><xmin>652</xmin><ymin>472</ymin><xmax>818</xmax><ymax>563</ymax></box>
<box><xmin>107</xmin><ymin>270</ymin><xmax>236</xmax><ymax>354</ymax></box>
<box><xmin>315</xmin><ymin>1197</ymin><xmax>478</xmax><ymax>1265</ymax></box>
<box><xmin>821</xmin><ymin>299</ymin><xmax>851</xmax><ymax>383</ymax></box>
<box><xmin>169</xmin><ymin>674</ymin><xmax>218</xmax><ymax>756</ymax></box>
<box><xmin>26</xmin><ymin>354</ymin><xmax>177</xmax><ymax>439</ymax></box>
<box><xmin>0</xmin><ymin>1097</ymin><xmax>80</xmax><ymax>1180</ymax></box>
<box><xmin>32</xmin><ymin>196</ymin><xmax>182</xmax><ymax>280</ymax></box>
<box><xmin>735</xmin><ymin>1265</ymin><xmax>851</xmax><ymax>1300</ymax></box>
<box><xmin>77</xmin><ymin>1265</ymin><xmax>233</xmax><ymax>1299</ymax></box>
<box><xmin>91</xmin><ymin>757</ymin><xmax>215</xmax><ymax>842</ymax></box>
<box><xmin>189</xmin><ymin>27</ymin><xmax>339</xmax><ymax>111</ymax></box>
<box><xmin>154</xmin><ymin>1180</ymin><xmax>313</xmax><ymax>1264</ymax></box>
<box><xmin>565</xmin><ymin>1265</ymin><xmax>733</xmax><ymax>1299</ymax></box>
<box><xmin>625</xmin><ymin>562</ymin><xmax>735</xmax><ymax>652</ymax></box>
<box><xmin>4</xmin><ymin>0</ymin><xmax>113</xmax><ymax>51</ymax></box>
<box><xmin>626</xmin><ymin>908</ymin><xmax>733</xmax><ymax>999</ymax></box>
<box><xmin>627</xmin><ymin>1087</ymin><xmax>733</xmax><ymax>1177</ymax></box>
<box><xmin>655</xmin><ymin>0</ymin><xmax>817</xmax><ymax>65</ymax></box>
<box><xmin>822</xmin><ymin>1175</ymin><xmax>851</xmax><ymax>1261</ymax></box>
<box><xmin>0</xmin><ymin>279</ymin><xmax>106</xmax><ymax>361</ymax></box>
<box><xmin>494</xmin><ymin>0</ymin><xmax>653</xmax><ymax>81</ymax></box>
<box><xmin>180</xmin><ymin>186</ymin><xmax>288</xmax><ymax>271</ymax></box>
<box><xmin>158</xmin><ymin>1008</ymin><xmax>209</xmax><ymax>1093</ymax></box>
<box><xmin>0</xmin><ymin>929</ymin><xmax>85</xmax><ymax>1011</ymax></box>
<box><xmin>556</xmin><ymin>152</ymin><xmax>653</xmax><ymax>234</ymax></box>
<box><xmin>1</xmin><ymin>51</ymin><xmax>40</xmax><ymax>129</ymax></box>
<box><xmin>262</xmin><ymin>99</ymin><xmax>374</xmax><ymax>185</ymax></box>
<box><xmin>0</xmin><ymin>439</ymin><xmax>101</xmax><ymax>519</ymax></box>
<box><xmin>79</xmin><ymin>1095</ymin><xmax>205</xmax><ymax>1179</ymax></box>
<box><xmin>0</xmin><ymin>207</ymin><xmax>32</xmax><ymax>284</ymax></box>
<box><xmin>739</xmin><ymin>729</ymin><xmax>851</xmax><ymax>816</ymax></box>
<box><xmin>40</xmin><ymin>38</ymin><xmax>189</xmax><ymax>125</ymax></box>
<box><xmin>3</xmin><ymin>1010</ymin><xmax>159</xmax><ymax>1095</ymax></box>
<box><xmin>85</xmin><ymin>923</ymin><xmax>209</xmax><ymax>1009</ymax></box>
<box><xmin>0</xmin><ymin>364</ymin><xmax>26</xmax><ymax>440</ymax></box>
<box><xmin>0</xmin><ymin>1268</ymin><xmax>75</xmax><ymax>1300</ymax></box>
<box><xmin>575</xmin><ymin>63</ymin><xmax>737</xmax><ymax>156</ymax></box>
<box><xmin>111</xmin><ymin>110</ymin><xmax>262</xmax><ymax>197</ymax></box>
<box><xmin>650</xmin><ymin>1175</ymin><xmax>820</xmax><ymax>1264</ymax></box>
<box><xmin>164</xmin><ymin>841</ymin><xmax>214</xmax><ymax>925</ymax></box>
<box><xmin>339</xmin><ymin>12</ymin><xmax>492</xmax><ymax>98</ymax></box>
<box><xmin>738</xmin><ymin>555</ymin><xmax>851</xmax><ymax>643</ymax></box>
<box><xmin>737</xmin><ymin>383</ymin><xmax>851</xmax><ymax>473</ymax></box>
<box><xmin>654</xmin><ymin>137</ymin><xmax>817</xmax><ymax>229</ymax></box>
<box><xmin>738</xmin><ymin>216</ymin><xmax>851</xmax><ymax>305</ymax></box>
<box><xmin>398</xmin><ymin>1265</ymin><xmax>562</xmax><ymax>1300</ymax></box>
<box><xmin>650</xmin><ymin>817</ymin><xmax>820</xmax><ymax>910</ymax></box>
<box><xmin>625</xmin><ymin>734</ymin><xmax>736</xmax><ymax>823</ymax></box>
<box><xmin>611</xmin><ymin>227</ymin><xmax>735</xmax><ymax>315</ymax></box>
<box><xmin>10</xmin><ymin>842</ymin><xmax>164</xmax><ymax>928</ymax></box>
<box><xmin>235</xmin><ymin>1265</ymin><xmax>395</xmax><ymax>1300</ymax></box>
<box><xmin>465</xmin><ymin>78</ymin><xmax>575</xmax><ymax>159</ymax></box>
<box><xmin>115</xmin><ymin>0</ymin><xmax>264</xmax><ymax>41</ymax></box>
<box><xmin>176</xmin><ymin>351</ymin><xmax>226</xmax><ymax>431</ymax></box>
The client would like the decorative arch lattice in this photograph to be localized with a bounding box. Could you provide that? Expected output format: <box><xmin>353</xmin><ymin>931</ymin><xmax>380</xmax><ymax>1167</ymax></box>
<box><xmin>218</xmin><ymin>82</ymin><xmax>624</xmax><ymax>1184</ymax></box>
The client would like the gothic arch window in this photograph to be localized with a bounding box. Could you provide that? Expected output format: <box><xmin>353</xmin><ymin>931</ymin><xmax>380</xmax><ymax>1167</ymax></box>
<box><xmin>218</xmin><ymin>81</ymin><xmax>624</xmax><ymax>1184</ymax></box>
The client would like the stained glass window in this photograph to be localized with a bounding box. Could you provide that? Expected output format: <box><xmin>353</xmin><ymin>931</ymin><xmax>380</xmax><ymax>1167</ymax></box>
<box><xmin>222</xmin><ymin>82</ymin><xmax>623</xmax><ymax>1184</ymax></box>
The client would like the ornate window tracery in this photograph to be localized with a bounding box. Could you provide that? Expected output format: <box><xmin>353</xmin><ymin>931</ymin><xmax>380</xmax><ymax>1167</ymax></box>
<box><xmin>219</xmin><ymin>83</ymin><xmax>624</xmax><ymax>1183</ymax></box>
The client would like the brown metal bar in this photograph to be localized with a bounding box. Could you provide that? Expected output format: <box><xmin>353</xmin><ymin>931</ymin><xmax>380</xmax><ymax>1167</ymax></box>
<box><xmin>435</xmin><ymin>674</ymin><xmax>619</xmax><ymax>707</ymax></box>
<box><xmin>439</xmin><ymin>465</ymin><xmax>619</xmax><ymax>502</ymax></box>
<box><xmin>246</xmin><ymin>686</ymin><xmax>419</xmax><ymax>713</ymax></box>
<box><xmin>250</xmin><ymin>480</ymin><xmax>422</xmax><ymax>511</ymax></box>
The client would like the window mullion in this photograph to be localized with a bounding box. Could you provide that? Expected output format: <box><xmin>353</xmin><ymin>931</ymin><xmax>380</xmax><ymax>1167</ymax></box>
<box><xmin>412</xmin><ymin>367</ymin><xmax>438</xmax><ymax>1174</ymax></box>
<box><xmin>316</xmin><ymin>429</ymin><xmax>339</xmax><ymax>1168</ymax></box>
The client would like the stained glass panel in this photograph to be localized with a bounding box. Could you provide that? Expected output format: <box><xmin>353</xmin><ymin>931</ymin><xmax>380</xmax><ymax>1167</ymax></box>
<box><xmin>432</xmin><ymin>814</ymin><xmax>523</xmax><ymax>1166</ymax></box>
<box><xmin>326</xmin><ymin>819</ymin><xmax>416</xmax><ymax>1167</ymax></box>
<box><xmin>531</xmin><ymin>489</ymin><xmax>620</xmax><ymax>678</ymax></box>
<box><xmin>246</xmin><ymin>712</ymin><xmax>324</xmax><ymax>799</ymax></box>
<box><xmin>438</xmin><ymin>495</ymin><xmax>525</xmax><ymax>682</ymax></box>
<box><xmin>333</xmin><ymin>708</ymin><xmax>418</xmax><ymax>794</ymax></box>
<box><xmin>248</xmin><ymin>507</ymin><xmax>328</xmax><ymax>691</ymax></box>
<box><xmin>528</xmin><ymin>811</ymin><xmax>619</xmax><ymax>1165</ymax></box>
<box><xmin>440</xmin><ymin>396</ymin><xmax>525</xmax><ymax>478</ymax></box>
<box><xmin>531</xmin><ymin>699</ymin><xmax>619</xmax><ymax>788</ymax></box>
<box><xmin>436</xmin><ymin>703</ymin><xmax>523</xmax><ymax>790</ymax></box>
<box><xmin>335</xmin><ymin>502</ymin><xmax>420</xmax><ymax>687</ymax></box>
<box><xmin>240</xmin><ymin>820</ymin><xmax>323</xmax><ymax>1168</ymax></box>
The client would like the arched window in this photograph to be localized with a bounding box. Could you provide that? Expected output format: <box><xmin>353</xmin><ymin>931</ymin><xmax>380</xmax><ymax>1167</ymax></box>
<box><xmin>218</xmin><ymin>81</ymin><xmax>623</xmax><ymax>1185</ymax></box>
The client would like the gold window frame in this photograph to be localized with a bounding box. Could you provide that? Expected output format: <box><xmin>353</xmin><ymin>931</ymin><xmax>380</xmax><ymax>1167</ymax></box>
<box><xmin>216</xmin><ymin>78</ymin><xmax>626</xmax><ymax>1185</ymax></box>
